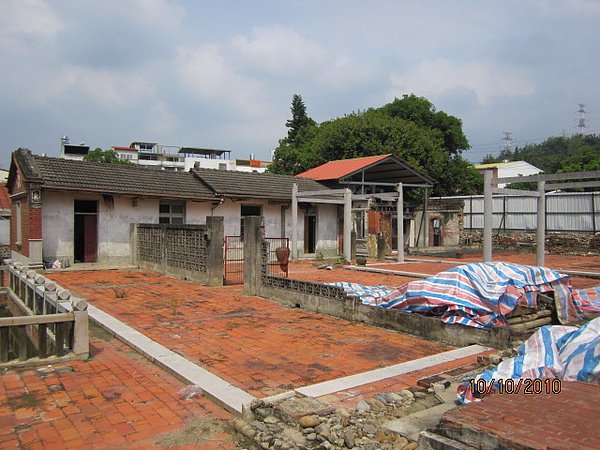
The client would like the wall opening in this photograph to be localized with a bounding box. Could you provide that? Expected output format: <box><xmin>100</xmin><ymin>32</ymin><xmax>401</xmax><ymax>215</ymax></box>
<box><xmin>431</xmin><ymin>218</ymin><xmax>442</xmax><ymax>247</ymax></box>
<box><xmin>240</xmin><ymin>204</ymin><xmax>262</xmax><ymax>239</ymax></box>
<box><xmin>304</xmin><ymin>215</ymin><xmax>317</xmax><ymax>253</ymax></box>
<box><xmin>74</xmin><ymin>200</ymin><xmax>98</xmax><ymax>263</ymax></box>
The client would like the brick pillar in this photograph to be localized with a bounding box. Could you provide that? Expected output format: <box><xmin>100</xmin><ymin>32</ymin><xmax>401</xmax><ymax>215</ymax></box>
<box><xmin>206</xmin><ymin>216</ymin><xmax>224</xmax><ymax>287</ymax></box>
<box><xmin>243</xmin><ymin>216</ymin><xmax>264</xmax><ymax>296</ymax></box>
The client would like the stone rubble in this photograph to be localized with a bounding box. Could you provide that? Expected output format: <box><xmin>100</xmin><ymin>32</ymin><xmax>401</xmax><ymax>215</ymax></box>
<box><xmin>233</xmin><ymin>386</ymin><xmax>445</xmax><ymax>450</ymax></box>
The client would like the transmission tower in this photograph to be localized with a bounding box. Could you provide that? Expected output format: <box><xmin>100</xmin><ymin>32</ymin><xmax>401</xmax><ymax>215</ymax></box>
<box><xmin>502</xmin><ymin>131</ymin><xmax>513</xmax><ymax>155</ymax></box>
<box><xmin>577</xmin><ymin>103</ymin><xmax>586</xmax><ymax>134</ymax></box>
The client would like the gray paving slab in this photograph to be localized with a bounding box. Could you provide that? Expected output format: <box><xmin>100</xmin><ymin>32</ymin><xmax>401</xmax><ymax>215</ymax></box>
<box><xmin>384</xmin><ymin>403</ymin><xmax>457</xmax><ymax>441</ymax></box>
<box><xmin>295</xmin><ymin>345</ymin><xmax>489</xmax><ymax>398</ymax></box>
<box><xmin>87</xmin><ymin>304</ymin><xmax>255</xmax><ymax>414</ymax></box>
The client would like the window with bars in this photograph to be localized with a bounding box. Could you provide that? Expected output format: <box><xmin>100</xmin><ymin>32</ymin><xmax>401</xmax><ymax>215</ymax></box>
<box><xmin>159</xmin><ymin>202</ymin><xmax>185</xmax><ymax>224</ymax></box>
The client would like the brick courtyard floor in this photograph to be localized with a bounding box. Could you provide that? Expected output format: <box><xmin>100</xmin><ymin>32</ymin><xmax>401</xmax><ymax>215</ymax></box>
<box><xmin>288</xmin><ymin>251</ymin><xmax>600</xmax><ymax>288</ymax></box>
<box><xmin>0</xmin><ymin>325</ymin><xmax>236</xmax><ymax>450</ymax></box>
<box><xmin>46</xmin><ymin>270</ymin><xmax>488</xmax><ymax>399</ymax></box>
<box><xmin>438</xmin><ymin>380</ymin><xmax>600</xmax><ymax>449</ymax></box>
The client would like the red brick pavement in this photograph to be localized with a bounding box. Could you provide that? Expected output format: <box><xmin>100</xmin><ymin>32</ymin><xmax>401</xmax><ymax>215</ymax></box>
<box><xmin>48</xmin><ymin>270</ymin><xmax>463</xmax><ymax>398</ymax></box>
<box><xmin>438</xmin><ymin>380</ymin><xmax>600</xmax><ymax>450</ymax></box>
<box><xmin>0</xmin><ymin>327</ymin><xmax>235</xmax><ymax>449</ymax></box>
<box><xmin>288</xmin><ymin>252</ymin><xmax>600</xmax><ymax>288</ymax></box>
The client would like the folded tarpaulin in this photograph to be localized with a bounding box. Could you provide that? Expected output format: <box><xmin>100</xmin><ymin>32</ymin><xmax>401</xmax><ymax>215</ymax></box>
<box><xmin>331</xmin><ymin>262</ymin><xmax>600</xmax><ymax>328</ymax></box>
<box><xmin>457</xmin><ymin>317</ymin><xmax>600</xmax><ymax>403</ymax></box>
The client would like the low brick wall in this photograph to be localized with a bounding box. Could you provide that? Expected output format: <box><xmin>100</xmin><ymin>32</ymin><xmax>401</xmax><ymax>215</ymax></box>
<box><xmin>243</xmin><ymin>216</ymin><xmax>513</xmax><ymax>349</ymax></box>
<box><xmin>257</xmin><ymin>278</ymin><xmax>512</xmax><ymax>348</ymax></box>
<box><xmin>135</xmin><ymin>217</ymin><xmax>224</xmax><ymax>286</ymax></box>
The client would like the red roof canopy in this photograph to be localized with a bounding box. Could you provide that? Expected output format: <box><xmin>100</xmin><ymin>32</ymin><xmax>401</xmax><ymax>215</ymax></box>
<box><xmin>297</xmin><ymin>154</ymin><xmax>391</xmax><ymax>180</ymax></box>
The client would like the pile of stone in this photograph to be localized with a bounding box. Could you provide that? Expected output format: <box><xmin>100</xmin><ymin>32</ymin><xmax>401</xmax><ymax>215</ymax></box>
<box><xmin>233</xmin><ymin>387</ymin><xmax>443</xmax><ymax>450</ymax></box>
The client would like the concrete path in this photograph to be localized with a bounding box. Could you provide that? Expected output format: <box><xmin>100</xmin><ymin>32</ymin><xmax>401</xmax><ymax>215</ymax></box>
<box><xmin>295</xmin><ymin>345</ymin><xmax>489</xmax><ymax>398</ymax></box>
<box><xmin>88</xmin><ymin>304</ymin><xmax>256</xmax><ymax>414</ymax></box>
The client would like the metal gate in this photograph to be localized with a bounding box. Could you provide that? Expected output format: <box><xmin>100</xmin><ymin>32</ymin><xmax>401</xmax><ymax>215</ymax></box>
<box><xmin>224</xmin><ymin>236</ymin><xmax>244</xmax><ymax>285</ymax></box>
<box><xmin>265</xmin><ymin>237</ymin><xmax>290</xmax><ymax>278</ymax></box>
<box><xmin>224</xmin><ymin>236</ymin><xmax>290</xmax><ymax>285</ymax></box>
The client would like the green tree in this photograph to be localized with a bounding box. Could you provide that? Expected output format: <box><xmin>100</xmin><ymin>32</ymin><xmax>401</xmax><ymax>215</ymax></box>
<box><xmin>285</xmin><ymin>94</ymin><xmax>316</xmax><ymax>145</ymax></box>
<box><xmin>480</xmin><ymin>134</ymin><xmax>600</xmax><ymax>174</ymax></box>
<box><xmin>270</xmin><ymin>94</ymin><xmax>480</xmax><ymax>196</ymax></box>
<box><xmin>270</xmin><ymin>94</ymin><xmax>318</xmax><ymax>174</ymax></box>
<box><xmin>84</xmin><ymin>148</ymin><xmax>133</xmax><ymax>165</ymax></box>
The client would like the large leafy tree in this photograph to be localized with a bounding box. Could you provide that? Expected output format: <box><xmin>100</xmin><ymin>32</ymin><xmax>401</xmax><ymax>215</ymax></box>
<box><xmin>270</xmin><ymin>94</ymin><xmax>482</xmax><ymax>196</ymax></box>
<box><xmin>84</xmin><ymin>148</ymin><xmax>133</xmax><ymax>165</ymax></box>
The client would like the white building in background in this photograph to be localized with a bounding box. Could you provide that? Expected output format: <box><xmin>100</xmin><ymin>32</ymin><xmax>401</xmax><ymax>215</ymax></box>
<box><xmin>60</xmin><ymin>136</ymin><xmax>270</xmax><ymax>173</ymax></box>
<box><xmin>111</xmin><ymin>141</ymin><xmax>270</xmax><ymax>173</ymax></box>
<box><xmin>474</xmin><ymin>161</ymin><xmax>542</xmax><ymax>188</ymax></box>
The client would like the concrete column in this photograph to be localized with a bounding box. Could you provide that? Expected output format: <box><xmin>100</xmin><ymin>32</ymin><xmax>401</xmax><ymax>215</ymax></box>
<box><xmin>536</xmin><ymin>180</ymin><xmax>546</xmax><ymax>266</ymax></box>
<box><xmin>130</xmin><ymin>223</ymin><xmax>138</xmax><ymax>266</ymax></box>
<box><xmin>423</xmin><ymin>189</ymin><xmax>429</xmax><ymax>247</ymax></box>
<box><xmin>206</xmin><ymin>216</ymin><xmax>224</xmax><ymax>286</ymax></box>
<box><xmin>71</xmin><ymin>297</ymin><xmax>89</xmax><ymax>357</ymax></box>
<box><xmin>483</xmin><ymin>170</ymin><xmax>493</xmax><ymax>262</ymax></box>
<box><xmin>291</xmin><ymin>183</ymin><xmax>298</xmax><ymax>261</ymax></box>
<box><xmin>343</xmin><ymin>188</ymin><xmax>352</xmax><ymax>262</ymax></box>
<box><xmin>243</xmin><ymin>216</ymin><xmax>264</xmax><ymax>296</ymax></box>
<box><xmin>396</xmin><ymin>183</ymin><xmax>404</xmax><ymax>263</ymax></box>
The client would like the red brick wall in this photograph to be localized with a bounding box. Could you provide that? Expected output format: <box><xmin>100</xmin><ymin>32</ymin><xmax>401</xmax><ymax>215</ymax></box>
<box><xmin>10</xmin><ymin>190</ymin><xmax>43</xmax><ymax>258</ymax></box>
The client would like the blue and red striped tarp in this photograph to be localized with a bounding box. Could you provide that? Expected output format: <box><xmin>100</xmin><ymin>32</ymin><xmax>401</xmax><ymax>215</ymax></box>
<box><xmin>457</xmin><ymin>317</ymin><xmax>600</xmax><ymax>403</ymax></box>
<box><xmin>331</xmin><ymin>262</ymin><xmax>600</xmax><ymax>329</ymax></box>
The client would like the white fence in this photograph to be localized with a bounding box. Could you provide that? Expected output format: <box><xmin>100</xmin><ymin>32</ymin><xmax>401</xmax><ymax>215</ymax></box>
<box><xmin>447</xmin><ymin>191</ymin><xmax>600</xmax><ymax>233</ymax></box>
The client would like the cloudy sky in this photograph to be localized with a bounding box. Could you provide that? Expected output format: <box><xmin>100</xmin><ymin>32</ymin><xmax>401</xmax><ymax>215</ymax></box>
<box><xmin>1</xmin><ymin>0</ymin><xmax>599</xmax><ymax>168</ymax></box>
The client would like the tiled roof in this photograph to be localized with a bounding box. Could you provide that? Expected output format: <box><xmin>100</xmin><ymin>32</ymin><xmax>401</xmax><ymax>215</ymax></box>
<box><xmin>13</xmin><ymin>150</ymin><xmax>215</xmax><ymax>200</ymax></box>
<box><xmin>297</xmin><ymin>154</ymin><xmax>392</xmax><ymax>180</ymax></box>
<box><xmin>192</xmin><ymin>168</ymin><xmax>329</xmax><ymax>200</ymax></box>
<box><xmin>0</xmin><ymin>183</ymin><xmax>10</xmax><ymax>209</ymax></box>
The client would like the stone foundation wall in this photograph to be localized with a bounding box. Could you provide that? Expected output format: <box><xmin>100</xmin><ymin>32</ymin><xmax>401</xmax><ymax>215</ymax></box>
<box><xmin>464</xmin><ymin>230</ymin><xmax>600</xmax><ymax>255</ymax></box>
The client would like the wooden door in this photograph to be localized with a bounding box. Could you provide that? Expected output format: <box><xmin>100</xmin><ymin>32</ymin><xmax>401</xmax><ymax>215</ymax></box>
<box><xmin>83</xmin><ymin>214</ymin><xmax>97</xmax><ymax>262</ymax></box>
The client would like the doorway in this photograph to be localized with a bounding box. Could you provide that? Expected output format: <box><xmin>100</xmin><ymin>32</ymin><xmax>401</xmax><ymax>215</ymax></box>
<box><xmin>74</xmin><ymin>200</ymin><xmax>98</xmax><ymax>263</ymax></box>
<box><xmin>304</xmin><ymin>215</ymin><xmax>317</xmax><ymax>253</ymax></box>
<box><xmin>430</xmin><ymin>218</ymin><xmax>442</xmax><ymax>247</ymax></box>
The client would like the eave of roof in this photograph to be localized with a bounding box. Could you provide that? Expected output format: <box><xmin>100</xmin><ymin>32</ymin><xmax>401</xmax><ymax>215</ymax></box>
<box><xmin>297</xmin><ymin>154</ymin><xmax>392</xmax><ymax>180</ymax></box>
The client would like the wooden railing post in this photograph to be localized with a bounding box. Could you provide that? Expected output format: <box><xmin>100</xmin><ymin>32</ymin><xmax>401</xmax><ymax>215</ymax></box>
<box><xmin>38</xmin><ymin>323</ymin><xmax>47</xmax><ymax>358</ymax></box>
<box><xmin>18</xmin><ymin>325</ymin><xmax>27</xmax><ymax>361</ymax></box>
<box><xmin>0</xmin><ymin>328</ymin><xmax>8</xmax><ymax>362</ymax></box>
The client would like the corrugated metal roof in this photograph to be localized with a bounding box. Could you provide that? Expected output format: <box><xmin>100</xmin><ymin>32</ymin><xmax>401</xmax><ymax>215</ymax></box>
<box><xmin>298</xmin><ymin>154</ymin><xmax>392</xmax><ymax>180</ymax></box>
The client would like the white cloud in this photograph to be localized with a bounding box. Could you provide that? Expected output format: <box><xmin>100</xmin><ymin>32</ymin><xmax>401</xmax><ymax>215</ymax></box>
<box><xmin>231</xmin><ymin>25</ymin><xmax>326</xmax><ymax>75</ymax></box>
<box><xmin>174</xmin><ymin>44</ymin><xmax>270</xmax><ymax>117</ymax></box>
<box><xmin>55</xmin><ymin>66</ymin><xmax>156</xmax><ymax>109</ymax></box>
<box><xmin>389</xmin><ymin>59</ymin><xmax>536</xmax><ymax>105</ymax></box>
<box><xmin>0</xmin><ymin>0</ymin><xmax>63</xmax><ymax>39</ymax></box>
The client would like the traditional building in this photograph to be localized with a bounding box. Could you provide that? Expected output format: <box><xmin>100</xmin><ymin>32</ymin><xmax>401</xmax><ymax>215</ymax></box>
<box><xmin>7</xmin><ymin>149</ymin><xmax>332</xmax><ymax>268</ymax></box>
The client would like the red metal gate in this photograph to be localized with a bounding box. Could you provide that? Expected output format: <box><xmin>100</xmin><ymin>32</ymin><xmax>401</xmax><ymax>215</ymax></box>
<box><xmin>224</xmin><ymin>236</ymin><xmax>244</xmax><ymax>285</ymax></box>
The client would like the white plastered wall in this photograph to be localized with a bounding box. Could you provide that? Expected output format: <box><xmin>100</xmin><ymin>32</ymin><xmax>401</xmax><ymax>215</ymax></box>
<box><xmin>42</xmin><ymin>191</ymin><xmax>158</xmax><ymax>265</ymax></box>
